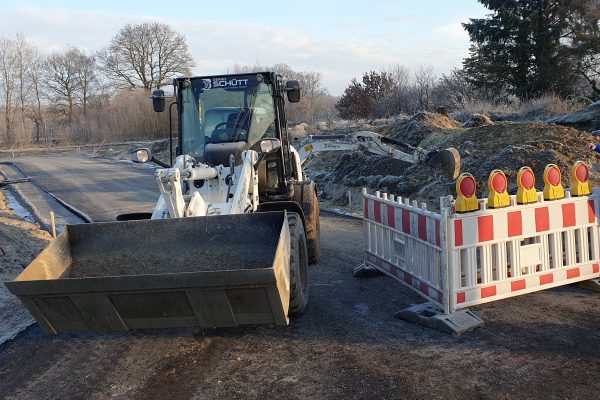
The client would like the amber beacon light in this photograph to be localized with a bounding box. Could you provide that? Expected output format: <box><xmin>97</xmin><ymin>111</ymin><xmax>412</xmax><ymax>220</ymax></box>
<box><xmin>516</xmin><ymin>166</ymin><xmax>537</xmax><ymax>204</ymax></box>
<box><xmin>571</xmin><ymin>161</ymin><xmax>591</xmax><ymax>197</ymax></box>
<box><xmin>455</xmin><ymin>172</ymin><xmax>479</xmax><ymax>212</ymax></box>
<box><xmin>543</xmin><ymin>164</ymin><xmax>565</xmax><ymax>200</ymax></box>
<box><xmin>487</xmin><ymin>169</ymin><xmax>510</xmax><ymax>208</ymax></box>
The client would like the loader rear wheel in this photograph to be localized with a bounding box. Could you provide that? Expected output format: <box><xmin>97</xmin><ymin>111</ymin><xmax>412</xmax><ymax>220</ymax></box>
<box><xmin>305</xmin><ymin>189</ymin><xmax>321</xmax><ymax>264</ymax></box>
<box><xmin>288</xmin><ymin>212</ymin><xmax>308</xmax><ymax>316</ymax></box>
<box><xmin>294</xmin><ymin>181</ymin><xmax>320</xmax><ymax>264</ymax></box>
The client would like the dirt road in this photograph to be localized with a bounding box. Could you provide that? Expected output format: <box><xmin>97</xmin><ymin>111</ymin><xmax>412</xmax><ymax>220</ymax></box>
<box><xmin>1</xmin><ymin>155</ymin><xmax>600</xmax><ymax>399</ymax></box>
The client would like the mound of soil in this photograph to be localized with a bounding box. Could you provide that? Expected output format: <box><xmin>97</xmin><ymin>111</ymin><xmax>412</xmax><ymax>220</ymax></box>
<box><xmin>378</xmin><ymin>112</ymin><xmax>462</xmax><ymax>147</ymax></box>
<box><xmin>307</xmin><ymin>119</ymin><xmax>599</xmax><ymax>211</ymax></box>
<box><xmin>462</xmin><ymin>113</ymin><xmax>494</xmax><ymax>128</ymax></box>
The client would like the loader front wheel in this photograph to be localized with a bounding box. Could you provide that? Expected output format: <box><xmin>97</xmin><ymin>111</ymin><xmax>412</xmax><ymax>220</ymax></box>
<box><xmin>288</xmin><ymin>212</ymin><xmax>308</xmax><ymax>316</ymax></box>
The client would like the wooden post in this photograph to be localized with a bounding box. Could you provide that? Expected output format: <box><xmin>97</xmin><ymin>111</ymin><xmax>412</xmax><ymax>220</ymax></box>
<box><xmin>50</xmin><ymin>211</ymin><xmax>56</xmax><ymax>239</ymax></box>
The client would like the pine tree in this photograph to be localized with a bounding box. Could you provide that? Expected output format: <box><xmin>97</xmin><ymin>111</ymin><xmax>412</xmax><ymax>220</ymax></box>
<box><xmin>463</xmin><ymin>0</ymin><xmax>600</xmax><ymax>98</ymax></box>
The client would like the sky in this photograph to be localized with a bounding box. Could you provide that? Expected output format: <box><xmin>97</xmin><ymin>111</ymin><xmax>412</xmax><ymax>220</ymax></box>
<box><xmin>0</xmin><ymin>0</ymin><xmax>490</xmax><ymax>95</ymax></box>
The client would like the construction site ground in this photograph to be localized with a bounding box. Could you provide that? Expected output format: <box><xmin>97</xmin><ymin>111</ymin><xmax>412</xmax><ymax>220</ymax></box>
<box><xmin>0</xmin><ymin>154</ymin><xmax>600</xmax><ymax>399</ymax></box>
<box><xmin>3</xmin><ymin>107</ymin><xmax>600</xmax><ymax>399</ymax></box>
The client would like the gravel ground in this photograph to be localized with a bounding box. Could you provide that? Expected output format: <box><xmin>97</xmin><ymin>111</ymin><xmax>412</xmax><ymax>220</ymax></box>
<box><xmin>1</xmin><ymin>213</ymin><xmax>600</xmax><ymax>399</ymax></box>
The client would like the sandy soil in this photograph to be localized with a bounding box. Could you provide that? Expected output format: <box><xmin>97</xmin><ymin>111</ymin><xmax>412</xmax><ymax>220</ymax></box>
<box><xmin>0</xmin><ymin>191</ymin><xmax>51</xmax><ymax>345</ymax></box>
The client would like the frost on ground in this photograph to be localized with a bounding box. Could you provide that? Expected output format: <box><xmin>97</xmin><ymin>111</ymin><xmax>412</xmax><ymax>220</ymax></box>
<box><xmin>0</xmin><ymin>191</ymin><xmax>51</xmax><ymax>345</ymax></box>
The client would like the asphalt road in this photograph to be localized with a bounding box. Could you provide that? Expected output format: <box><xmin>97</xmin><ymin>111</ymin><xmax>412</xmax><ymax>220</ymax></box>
<box><xmin>1</xmin><ymin>154</ymin><xmax>600</xmax><ymax>399</ymax></box>
<box><xmin>8</xmin><ymin>153</ymin><xmax>158</xmax><ymax>221</ymax></box>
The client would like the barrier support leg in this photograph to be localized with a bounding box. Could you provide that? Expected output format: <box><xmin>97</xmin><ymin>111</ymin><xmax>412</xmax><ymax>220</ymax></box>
<box><xmin>394</xmin><ymin>302</ymin><xmax>484</xmax><ymax>336</ymax></box>
<box><xmin>579</xmin><ymin>278</ymin><xmax>600</xmax><ymax>293</ymax></box>
<box><xmin>353</xmin><ymin>262</ymin><xmax>384</xmax><ymax>277</ymax></box>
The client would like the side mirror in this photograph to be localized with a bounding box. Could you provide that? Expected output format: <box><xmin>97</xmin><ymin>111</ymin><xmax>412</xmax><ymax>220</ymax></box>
<box><xmin>152</xmin><ymin>89</ymin><xmax>165</xmax><ymax>112</ymax></box>
<box><xmin>131</xmin><ymin>148</ymin><xmax>152</xmax><ymax>163</ymax></box>
<box><xmin>286</xmin><ymin>80</ymin><xmax>301</xmax><ymax>103</ymax></box>
<box><xmin>259</xmin><ymin>138</ymin><xmax>281</xmax><ymax>154</ymax></box>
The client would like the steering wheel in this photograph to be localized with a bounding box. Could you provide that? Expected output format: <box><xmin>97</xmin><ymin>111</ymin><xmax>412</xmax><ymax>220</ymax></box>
<box><xmin>212</xmin><ymin>122</ymin><xmax>248</xmax><ymax>142</ymax></box>
<box><xmin>213</xmin><ymin>122</ymin><xmax>231</xmax><ymax>130</ymax></box>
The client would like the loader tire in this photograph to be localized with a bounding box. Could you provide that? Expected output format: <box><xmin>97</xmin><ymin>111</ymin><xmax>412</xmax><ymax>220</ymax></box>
<box><xmin>288</xmin><ymin>212</ymin><xmax>309</xmax><ymax>316</ymax></box>
<box><xmin>305</xmin><ymin>189</ymin><xmax>321</xmax><ymax>264</ymax></box>
<box><xmin>295</xmin><ymin>182</ymin><xmax>321</xmax><ymax>264</ymax></box>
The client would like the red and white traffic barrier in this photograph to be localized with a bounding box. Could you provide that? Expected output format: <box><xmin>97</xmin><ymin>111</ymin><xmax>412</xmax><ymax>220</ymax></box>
<box><xmin>362</xmin><ymin>185</ymin><xmax>600</xmax><ymax>314</ymax></box>
<box><xmin>363</xmin><ymin>190</ymin><xmax>450</xmax><ymax>312</ymax></box>
<box><xmin>450</xmin><ymin>191</ymin><xmax>600</xmax><ymax>310</ymax></box>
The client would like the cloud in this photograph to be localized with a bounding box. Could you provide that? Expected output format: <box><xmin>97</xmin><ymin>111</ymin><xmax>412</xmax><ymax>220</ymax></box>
<box><xmin>0</xmin><ymin>6</ymin><xmax>473</xmax><ymax>95</ymax></box>
<box><xmin>436</xmin><ymin>22</ymin><xmax>469</xmax><ymax>40</ymax></box>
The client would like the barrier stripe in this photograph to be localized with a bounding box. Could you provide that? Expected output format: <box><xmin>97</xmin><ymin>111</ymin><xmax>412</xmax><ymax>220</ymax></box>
<box><xmin>539</xmin><ymin>273</ymin><xmax>553</xmax><ymax>285</ymax></box>
<box><xmin>365</xmin><ymin>252</ymin><xmax>443</xmax><ymax>308</ymax></box>
<box><xmin>454</xmin><ymin>262</ymin><xmax>600</xmax><ymax>308</ymax></box>
<box><xmin>374</xmin><ymin>201</ymin><xmax>381</xmax><ymax>223</ymax></box>
<box><xmin>511</xmin><ymin>279</ymin><xmax>526</xmax><ymax>291</ymax></box>
<box><xmin>418</xmin><ymin>215</ymin><xmax>427</xmax><ymax>241</ymax></box>
<box><xmin>562</xmin><ymin>203</ymin><xmax>576</xmax><ymax>227</ymax></box>
<box><xmin>454</xmin><ymin>220</ymin><xmax>463</xmax><ymax>246</ymax></box>
<box><xmin>535</xmin><ymin>207</ymin><xmax>550</xmax><ymax>232</ymax></box>
<box><xmin>387</xmin><ymin>205</ymin><xmax>396</xmax><ymax>229</ymax></box>
<box><xmin>481</xmin><ymin>286</ymin><xmax>496</xmax><ymax>298</ymax></box>
<box><xmin>402</xmin><ymin>210</ymin><xmax>410</xmax><ymax>234</ymax></box>
<box><xmin>508</xmin><ymin>211</ymin><xmax>522</xmax><ymax>237</ymax></box>
<box><xmin>567</xmin><ymin>267</ymin><xmax>580</xmax><ymax>279</ymax></box>
<box><xmin>453</xmin><ymin>198</ymin><xmax>594</xmax><ymax>247</ymax></box>
<box><xmin>478</xmin><ymin>215</ymin><xmax>494</xmax><ymax>242</ymax></box>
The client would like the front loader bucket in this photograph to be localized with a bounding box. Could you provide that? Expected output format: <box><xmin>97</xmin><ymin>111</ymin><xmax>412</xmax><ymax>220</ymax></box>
<box><xmin>4</xmin><ymin>212</ymin><xmax>292</xmax><ymax>333</ymax></box>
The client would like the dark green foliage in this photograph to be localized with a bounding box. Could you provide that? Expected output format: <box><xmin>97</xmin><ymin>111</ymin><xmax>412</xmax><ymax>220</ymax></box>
<box><xmin>463</xmin><ymin>0</ymin><xmax>600</xmax><ymax>98</ymax></box>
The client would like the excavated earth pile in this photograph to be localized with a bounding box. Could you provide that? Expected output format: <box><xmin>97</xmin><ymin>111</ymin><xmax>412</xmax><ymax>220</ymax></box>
<box><xmin>306</xmin><ymin>112</ymin><xmax>600</xmax><ymax>211</ymax></box>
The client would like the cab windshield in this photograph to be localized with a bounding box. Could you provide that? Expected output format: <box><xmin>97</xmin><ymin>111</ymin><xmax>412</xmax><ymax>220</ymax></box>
<box><xmin>180</xmin><ymin>75</ymin><xmax>277</xmax><ymax>162</ymax></box>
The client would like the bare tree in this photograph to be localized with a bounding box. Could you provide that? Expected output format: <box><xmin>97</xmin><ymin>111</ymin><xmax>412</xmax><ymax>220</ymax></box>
<box><xmin>414</xmin><ymin>65</ymin><xmax>436</xmax><ymax>111</ymax></box>
<box><xmin>28</xmin><ymin>49</ymin><xmax>46</xmax><ymax>143</ymax></box>
<box><xmin>386</xmin><ymin>63</ymin><xmax>411</xmax><ymax>114</ymax></box>
<box><xmin>432</xmin><ymin>68</ymin><xmax>477</xmax><ymax>111</ymax></box>
<box><xmin>0</xmin><ymin>36</ymin><xmax>17</xmax><ymax>145</ymax></box>
<box><xmin>43</xmin><ymin>47</ymin><xmax>92</xmax><ymax>124</ymax></box>
<box><xmin>98</xmin><ymin>22</ymin><xmax>193</xmax><ymax>90</ymax></box>
<box><xmin>74</xmin><ymin>52</ymin><xmax>98</xmax><ymax>116</ymax></box>
<box><xmin>230</xmin><ymin>63</ymin><xmax>332</xmax><ymax>124</ymax></box>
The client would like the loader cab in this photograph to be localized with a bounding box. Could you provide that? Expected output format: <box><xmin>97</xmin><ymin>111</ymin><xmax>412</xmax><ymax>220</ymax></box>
<box><xmin>174</xmin><ymin>72</ymin><xmax>300</xmax><ymax>200</ymax></box>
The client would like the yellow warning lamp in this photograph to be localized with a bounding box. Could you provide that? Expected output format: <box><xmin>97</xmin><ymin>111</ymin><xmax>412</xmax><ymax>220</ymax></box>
<box><xmin>487</xmin><ymin>170</ymin><xmax>510</xmax><ymax>208</ymax></box>
<box><xmin>543</xmin><ymin>164</ymin><xmax>565</xmax><ymax>200</ymax></box>
<box><xmin>455</xmin><ymin>172</ymin><xmax>479</xmax><ymax>213</ymax></box>
<box><xmin>516</xmin><ymin>166</ymin><xmax>537</xmax><ymax>204</ymax></box>
<box><xmin>571</xmin><ymin>161</ymin><xmax>591</xmax><ymax>197</ymax></box>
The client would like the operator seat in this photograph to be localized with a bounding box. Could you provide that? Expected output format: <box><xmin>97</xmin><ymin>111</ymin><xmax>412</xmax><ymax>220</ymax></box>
<box><xmin>210</xmin><ymin>109</ymin><xmax>250</xmax><ymax>142</ymax></box>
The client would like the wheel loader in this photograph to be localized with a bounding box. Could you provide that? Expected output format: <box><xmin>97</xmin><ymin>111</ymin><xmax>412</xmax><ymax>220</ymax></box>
<box><xmin>5</xmin><ymin>72</ymin><xmax>319</xmax><ymax>333</ymax></box>
<box><xmin>5</xmin><ymin>72</ymin><xmax>460</xmax><ymax>334</ymax></box>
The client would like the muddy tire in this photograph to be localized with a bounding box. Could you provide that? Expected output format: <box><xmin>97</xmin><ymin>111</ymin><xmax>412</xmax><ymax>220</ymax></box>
<box><xmin>288</xmin><ymin>212</ymin><xmax>309</xmax><ymax>316</ymax></box>
<box><xmin>305</xmin><ymin>189</ymin><xmax>321</xmax><ymax>264</ymax></box>
<box><xmin>294</xmin><ymin>181</ymin><xmax>320</xmax><ymax>264</ymax></box>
